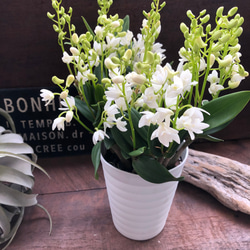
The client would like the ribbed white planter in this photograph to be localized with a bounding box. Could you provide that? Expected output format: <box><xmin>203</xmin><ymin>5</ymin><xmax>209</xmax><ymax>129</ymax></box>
<box><xmin>101</xmin><ymin>148</ymin><xmax>188</xmax><ymax>241</ymax></box>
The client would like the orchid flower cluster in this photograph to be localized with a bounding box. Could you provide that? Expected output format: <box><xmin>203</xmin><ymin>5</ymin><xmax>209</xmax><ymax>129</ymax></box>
<box><xmin>41</xmin><ymin>0</ymin><xmax>249</xmax><ymax>183</ymax></box>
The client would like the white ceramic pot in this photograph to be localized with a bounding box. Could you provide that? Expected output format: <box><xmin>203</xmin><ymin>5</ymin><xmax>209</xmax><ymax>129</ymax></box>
<box><xmin>101</xmin><ymin>148</ymin><xmax>188</xmax><ymax>241</ymax></box>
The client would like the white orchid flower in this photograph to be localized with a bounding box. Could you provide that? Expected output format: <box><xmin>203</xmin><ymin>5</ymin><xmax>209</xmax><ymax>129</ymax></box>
<box><xmin>66</xmin><ymin>111</ymin><xmax>74</xmax><ymax>123</ymax></box>
<box><xmin>208</xmin><ymin>83</ymin><xmax>224</xmax><ymax>95</ymax></box>
<box><xmin>151</xmin><ymin>65</ymin><xmax>168</xmax><ymax>86</ymax></box>
<box><xmin>115</xmin><ymin>117</ymin><xmax>127</xmax><ymax>132</ymax></box>
<box><xmin>142</xmin><ymin>87</ymin><xmax>158</xmax><ymax>109</ymax></box>
<box><xmin>125</xmin><ymin>72</ymin><xmax>147</xmax><ymax>86</ymax></box>
<box><xmin>120</xmin><ymin>30</ymin><xmax>133</xmax><ymax>46</ymax></box>
<box><xmin>40</xmin><ymin>89</ymin><xmax>54</xmax><ymax>106</ymax></box>
<box><xmin>207</xmin><ymin>70</ymin><xmax>220</xmax><ymax>84</ymax></box>
<box><xmin>151</xmin><ymin>122</ymin><xmax>180</xmax><ymax>148</ymax></box>
<box><xmin>179</xmin><ymin>69</ymin><xmax>197</xmax><ymax>93</ymax></box>
<box><xmin>59</xmin><ymin>96</ymin><xmax>75</xmax><ymax>111</ymax></box>
<box><xmin>94</xmin><ymin>25</ymin><xmax>104</xmax><ymax>39</ymax></box>
<box><xmin>62</xmin><ymin>51</ymin><xmax>73</xmax><ymax>64</ymax></box>
<box><xmin>52</xmin><ymin>117</ymin><xmax>66</xmax><ymax>131</ymax></box>
<box><xmin>92</xmin><ymin>129</ymin><xmax>109</xmax><ymax>145</ymax></box>
<box><xmin>176</xmin><ymin>107</ymin><xmax>209</xmax><ymax>140</ymax></box>
<box><xmin>138</xmin><ymin>111</ymin><xmax>155</xmax><ymax>128</ymax></box>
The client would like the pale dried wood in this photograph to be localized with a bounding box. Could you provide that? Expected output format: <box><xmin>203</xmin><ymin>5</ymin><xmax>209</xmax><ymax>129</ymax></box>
<box><xmin>183</xmin><ymin>149</ymin><xmax>250</xmax><ymax>215</ymax></box>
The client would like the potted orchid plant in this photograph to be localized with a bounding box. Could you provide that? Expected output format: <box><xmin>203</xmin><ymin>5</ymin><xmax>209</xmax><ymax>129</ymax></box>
<box><xmin>41</xmin><ymin>0</ymin><xmax>249</xmax><ymax>240</ymax></box>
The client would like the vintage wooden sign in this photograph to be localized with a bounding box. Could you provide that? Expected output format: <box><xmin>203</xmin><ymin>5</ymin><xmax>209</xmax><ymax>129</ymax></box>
<box><xmin>0</xmin><ymin>87</ymin><xmax>92</xmax><ymax>157</ymax></box>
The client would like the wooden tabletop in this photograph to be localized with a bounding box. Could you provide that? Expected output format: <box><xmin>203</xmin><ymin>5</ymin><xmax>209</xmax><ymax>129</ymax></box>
<box><xmin>5</xmin><ymin>140</ymin><xmax>250</xmax><ymax>250</ymax></box>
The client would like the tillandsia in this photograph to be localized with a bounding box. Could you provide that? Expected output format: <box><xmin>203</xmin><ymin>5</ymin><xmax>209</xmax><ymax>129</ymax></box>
<box><xmin>41</xmin><ymin>0</ymin><xmax>250</xmax><ymax>183</ymax></box>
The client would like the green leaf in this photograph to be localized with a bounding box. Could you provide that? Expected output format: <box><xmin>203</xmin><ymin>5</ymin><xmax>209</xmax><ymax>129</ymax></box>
<box><xmin>82</xmin><ymin>81</ymin><xmax>95</xmax><ymax>105</ymax></box>
<box><xmin>94</xmin><ymin>84</ymin><xmax>105</xmax><ymax>102</ymax></box>
<box><xmin>91</xmin><ymin>141</ymin><xmax>101</xmax><ymax>179</ymax></box>
<box><xmin>202</xmin><ymin>91</ymin><xmax>250</xmax><ymax>135</ymax></box>
<box><xmin>92</xmin><ymin>101</ymin><xmax>105</xmax><ymax>127</ymax></box>
<box><xmin>110</xmin><ymin>126</ymin><xmax>133</xmax><ymax>154</ymax></box>
<box><xmin>75</xmin><ymin>97</ymin><xmax>95</xmax><ymax>123</ymax></box>
<box><xmin>203</xmin><ymin>119</ymin><xmax>233</xmax><ymax>135</ymax></box>
<box><xmin>147</xmin><ymin>124</ymin><xmax>162</xmax><ymax>157</ymax></box>
<box><xmin>132</xmin><ymin>155</ymin><xmax>184</xmax><ymax>184</ymax></box>
<box><xmin>196</xmin><ymin>134</ymin><xmax>224</xmax><ymax>142</ymax></box>
<box><xmin>94</xmin><ymin>64</ymin><xmax>105</xmax><ymax>84</ymax></box>
<box><xmin>122</xmin><ymin>15</ymin><xmax>130</xmax><ymax>32</ymax></box>
<box><xmin>128</xmin><ymin>147</ymin><xmax>146</xmax><ymax>157</ymax></box>
<box><xmin>81</xmin><ymin>16</ymin><xmax>95</xmax><ymax>37</ymax></box>
<box><xmin>131</xmin><ymin>108</ymin><xmax>148</xmax><ymax>140</ymax></box>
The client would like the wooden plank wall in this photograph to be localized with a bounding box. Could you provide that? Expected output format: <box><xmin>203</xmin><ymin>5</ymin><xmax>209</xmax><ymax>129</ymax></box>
<box><xmin>0</xmin><ymin>0</ymin><xmax>250</xmax><ymax>139</ymax></box>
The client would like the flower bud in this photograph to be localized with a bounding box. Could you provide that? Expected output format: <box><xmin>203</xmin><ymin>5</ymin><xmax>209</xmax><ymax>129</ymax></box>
<box><xmin>58</xmin><ymin>31</ymin><xmax>66</xmax><ymax>40</ymax></box>
<box><xmin>47</xmin><ymin>12</ymin><xmax>55</xmax><ymax>19</ymax></box>
<box><xmin>70</xmin><ymin>47</ymin><xmax>80</xmax><ymax>56</ymax></box>
<box><xmin>216</xmin><ymin>7</ymin><xmax>224</xmax><ymax>18</ymax></box>
<box><xmin>229</xmin><ymin>44</ymin><xmax>241</xmax><ymax>54</ymax></box>
<box><xmin>118</xmin><ymin>31</ymin><xmax>127</xmax><ymax>37</ymax></box>
<box><xmin>200</xmin><ymin>14</ymin><xmax>210</xmax><ymax>24</ymax></box>
<box><xmin>219</xmin><ymin>33</ymin><xmax>231</xmax><ymax>44</ymax></box>
<box><xmin>111</xmin><ymin>56</ymin><xmax>120</xmax><ymax>65</ymax></box>
<box><xmin>228</xmin><ymin>19</ymin><xmax>238</xmax><ymax>29</ymax></box>
<box><xmin>195</xmin><ymin>36</ymin><xmax>207</xmax><ymax>48</ymax></box>
<box><xmin>234</xmin><ymin>27</ymin><xmax>243</xmax><ymax>37</ymax></box>
<box><xmin>60</xmin><ymin>90</ymin><xmax>69</xmax><ymax>99</ymax></box>
<box><xmin>206</xmin><ymin>24</ymin><xmax>211</xmax><ymax>33</ymax></box>
<box><xmin>218</xmin><ymin>54</ymin><xmax>233</xmax><ymax>68</ymax></box>
<box><xmin>180</xmin><ymin>22</ymin><xmax>189</xmax><ymax>34</ymax></box>
<box><xmin>228</xmin><ymin>7</ymin><xmax>238</xmax><ymax>17</ymax></box>
<box><xmin>193</xmin><ymin>36</ymin><xmax>207</xmax><ymax>52</ymax></box>
<box><xmin>140</xmin><ymin>84</ymin><xmax>146</xmax><ymax>93</ymax></box>
<box><xmin>179</xmin><ymin>47</ymin><xmax>188</xmax><ymax>57</ymax></box>
<box><xmin>101</xmin><ymin>78</ymin><xmax>111</xmax><ymax>85</ymax></box>
<box><xmin>144</xmin><ymin>51</ymin><xmax>155</xmax><ymax>64</ymax></box>
<box><xmin>209</xmin><ymin>54</ymin><xmax>216</xmax><ymax>67</ymax></box>
<box><xmin>238</xmin><ymin>65</ymin><xmax>249</xmax><ymax>77</ymax></box>
<box><xmin>104</xmin><ymin>58</ymin><xmax>119</xmax><ymax>69</ymax></box>
<box><xmin>53</xmin><ymin>24</ymin><xmax>59</xmax><ymax>32</ymax></box>
<box><xmin>112</xmin><ymin>75</ymin><xmax>125</xmax><ymax>84</ymax></box>
<box><xmin>200</xmin><ymin>9</ymin><xmax>207</xmax><ymax>16</ymax></box>
<box><xmin>122</xmin><ymin>49</ymin><xmax>132</xmax><ymax>62</ymax></box>
<box><xmin>211</xmin><ymin>30</ymin><xmax>222</xmax><ymax>41</ymax></box>
<box><xmin>71</xmin><ymin>24</ymin><xmax>76</xmax><ymax>32</ymax></box>
<box><xmin>66</xmin><ymin>111</ymin><xmax>74</xmax><ymax>123</ymax></box>
<box><xmin>87</xmin><ymin>73</ymin><xmax>97</xmax><ymax>81</ymax></box>
<box><xmin>111</xmin><ymin>20</ymin><xmax>120</xmax><ymax>28</ymax></box>
<box><xmin>237</xmin><ymin>17</ymin><xmax>244</xmax><ymax>26</ymax></box>
<box><xmin>136</xmin><ymin>62</ymin><xmax>150</xmax><ymax>72</ymax></box>
<box><xmin>187</xmin><ymin>10</ymin><xmax>195</xmax><ymax>19</ymax></box>
<box><xmin>72</xmin><ymin>33</ymin><xmax>79</xmax><ymax>44</ymax></box>
<box><xmin>60</xmin><ymin>17</ymin><xmax>65</xmax><ymax>26</ymax></box>
<box><xmin>52</xmin><ymin>76</ymin><xmax>64</xmax><ymax>85</ymax></box>
<box><xmin>228</xmin><ymin>80</ymin><xmax>240</xmax><ymax>89</ymax></box>
<box><xmin>66</xmin><ymin>74</ymin><xmax>75</xmax><ymax>87</ymax></box>
<box><xmin>211</xmin><ymin>43</ymin><xmax>224</xmax><ymax>53</ymax></box>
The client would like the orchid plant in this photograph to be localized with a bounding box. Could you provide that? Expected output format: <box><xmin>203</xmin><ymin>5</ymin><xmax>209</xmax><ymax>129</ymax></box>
<box><xmin>41</xmin><ymin>0</ymin><xmax>250</xmax><ymax>183</ymax></box>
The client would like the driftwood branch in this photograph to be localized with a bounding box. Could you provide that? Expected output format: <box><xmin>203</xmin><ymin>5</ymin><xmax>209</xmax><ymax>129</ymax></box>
<box><xmin>183</xmin><ymin>149</ymin><xmax>250</xmax><ymax>215</ymax></box>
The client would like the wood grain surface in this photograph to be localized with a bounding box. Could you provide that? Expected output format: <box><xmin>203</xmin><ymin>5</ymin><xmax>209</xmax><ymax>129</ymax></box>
<box><xmin>3</xmin><ymin>139</ymin><xmax>250</xmax><ymax>250</ymax></box>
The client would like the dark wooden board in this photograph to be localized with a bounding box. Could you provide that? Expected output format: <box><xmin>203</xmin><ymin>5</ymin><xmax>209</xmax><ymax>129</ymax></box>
<box><xmin>4</xmin><ymin>140</ymin><xmax>250</xmax><ymax>249</ymax></box>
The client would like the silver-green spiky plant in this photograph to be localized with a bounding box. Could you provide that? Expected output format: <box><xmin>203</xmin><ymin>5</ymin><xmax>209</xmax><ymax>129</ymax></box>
<box><xmin>0</xmin><ymin>108</ymin><xmax>52</xmax><ymax>249</ymax></box>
